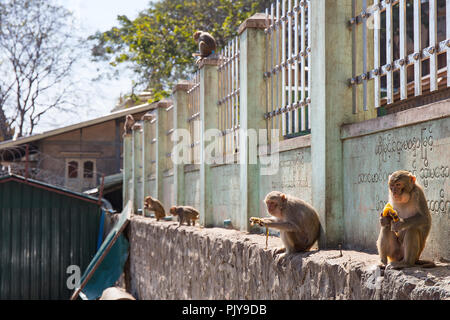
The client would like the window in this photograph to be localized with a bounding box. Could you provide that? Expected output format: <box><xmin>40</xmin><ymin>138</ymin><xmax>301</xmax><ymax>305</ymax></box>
<box><xmin>83</xmin><ymin>161</ymin><xmax>94</xmax><ymax>178</ymax></box>
<box><xmin>68</xmin><ymin>161</ymin><xmax>78</xmax><ymax>179</ymax></box>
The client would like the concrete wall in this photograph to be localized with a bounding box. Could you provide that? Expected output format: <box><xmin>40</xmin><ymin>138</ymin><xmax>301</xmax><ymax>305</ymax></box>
<box><xmin>259</xmin><ymin>145</ymin><xmax>312</xmax><ymax>217</ymax></box>
<box><xmin>123</xmin><ymin>217</ymin><xmax>450</xmax><ymax>300</ymax></box>
<box><xmin>184</xmin><ymin>168</ymin><xmax>200</xmax><ymax>209</ymax></box>
<box><xmin>162</xmin><ymin>174</ymin><xmax>175</xmax><ymax>212</ymax></box>
<box><xmin>342</xmin><ymin>101</ymin><xmax>450</xmax><ymax>261</ymax></box>
<box><xmin>209</xmin><ymin>164</ymin><xmax>241</xmax><ymax>228</ymax></box>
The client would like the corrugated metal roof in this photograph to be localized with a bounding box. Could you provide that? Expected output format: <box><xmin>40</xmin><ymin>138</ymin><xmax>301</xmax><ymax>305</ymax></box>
<box><xmin>0</xmin><ymin>175</ymin><xmax>102</xmax><ymax>299</ymax></box>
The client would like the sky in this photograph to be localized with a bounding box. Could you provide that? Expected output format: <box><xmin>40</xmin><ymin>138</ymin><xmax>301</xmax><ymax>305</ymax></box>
<box><xmin>36</xmin><ymin>0</ymin><xmax>151</xmax><ymax>132</ymax></box>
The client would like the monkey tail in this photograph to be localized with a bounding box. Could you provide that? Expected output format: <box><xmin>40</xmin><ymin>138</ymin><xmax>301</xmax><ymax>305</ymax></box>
<box><xmin>415</xmin><ymin>259</ymin><xmax>436</xmax><ymax>268</ymax></box>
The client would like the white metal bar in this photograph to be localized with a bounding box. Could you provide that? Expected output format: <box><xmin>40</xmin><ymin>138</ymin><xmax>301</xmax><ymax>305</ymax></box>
<box><xmin>374</xmin><ymin>0</ymin><xmax>381</xmax><ymax>108</ymax></box>
<box><xmin>281</xmin><ymin>0</ymin><xmax>287</xmax><ymax>136</ymax></box>
<box><xmin>294</xmin><ymin>0</ymin><xmax>299</xmax><ymax>133</ymax></box>
<box><xmin>307</xmin><ymin>0</ymin><xmax>311</xmax><ymax>130</ymax></box>
<box><xmin>300</xmin><ymin>1</ymin><xmax>306</xmax><ymax>131</ymax></box>
<box><xmin>270</xmin><ymin>4</ymin><xmax>275</xmax><ymax>133</ymax></box>
<box><xmin>399</xmin><ymin>0</ymin><xmax>407</xmax><ymax>100</ymax></box>
<box><xmin>414</xmin><ymin>0</ymin><xmax>422</xmax><ymax>96</ymax></box>
<box><xmin>276</xmin><ymin>0</ymin><xmax>281</xmax><ymax>136</ymax></box>
<box><xmin>287</xmin><ymin>0</ymin><xmax>292</xmax><ymax>135</ymax></box>
<box><xmin>429</xmin><ymin>0</ymin><xmax>438</xmax><ymax>92</ymax></box>
<box><xmin>386</xmin><ymin>0</ymin><xmax>393</xmax><ymax>104</ymax></box>
<box><xmin>448</xmin><ymin>0</ymin><xmax>450</xmax><ymax>87</ymax></box>
<box><xmin>362</xmin><ymin>0</ymin><xmax>368</xmax><ymax>111</ymax></box>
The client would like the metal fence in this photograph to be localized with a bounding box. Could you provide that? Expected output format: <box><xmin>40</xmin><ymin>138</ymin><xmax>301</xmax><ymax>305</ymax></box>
<box><xmin>264</xmin><ymin>0</ymin><xmax>311</xmax><ymax>140</ymax></box>
<box><xmin>350</xmin><ymin>0</ymin><xmax>450</xmax><ymax>112</ymax></box>
<box><xmin>218</xmin><ymin>37</ymin><xmax>240</xmax><ymax>155</ymax></box>
<box><xmin>187</xmin><ymin>71</ymin><xmax>201</xmax><ymax>164</ymax></box>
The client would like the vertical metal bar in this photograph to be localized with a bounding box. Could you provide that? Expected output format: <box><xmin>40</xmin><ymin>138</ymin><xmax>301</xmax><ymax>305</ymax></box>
<box><xmin>266</xmin><ymin>8</ymin><xmax>270</xmax><ymax>136</ymax></box>
<box><xmin>236</xmin><ymin>37</ymin><xmax>240</xmax><ymax>151</ymax></box>
<box><xmin>287</xmin><ymin>0</ymin><xmax>293</xmax><ymax>135</ymax></box>
<box><xmin>307</xmin><ymin>0</ymin><xmax>311</xmax><ymax>130</ymax></box>
<box><xmin>374</xmin><ymin>0</ymin><xmax>381</xmax><ymax>108</ymax></box>
<box><xmin>271</xmin><ymin>4</ymin><xmax>275</xmax><ymax>134</ymax></box>
<box><xmin>276</xmin><ymin>0</ymin><xmax>281</xmax><ymax>136</ymax></box>
<box><xmin>300</xmin><ymin>0</ymin><xmax>306</xmax><ymax>131</ymax></box>
<box><xmin>231</xmin><ymin>40</ymin><xmax>235</xmax><ymax>154</ymax></box>
<box><xmin>447</xmin><ymin>0</ymin><xmax>450</xmax><ymax>87</ymax></box>
<box><xmin>281</xmin><ymin>0</ymin><xmax>287</xmax><ymax>136</ymax></box>
<box><xmin>429</xmin><ymin>0</ymin><xmax>438</xmax><ymax>92</ymax></box>
<box><xmin>362</xmin><ymin>0</ymin><xmax>368</xmax><ymax>111</ymax></box>
<box><xmin>386</xmin><ymin>0</ymin><xmax>394</xmax><ymax>104</ymax></box>
<box><xmin>294</xmin><ymin>0</ymin><xmax>300</xmax><ymax>133</ymax></box>
<box><xmin>414</xmin><ymin>0</ymin><xmax>422</xmax><ymax>96</ymax></box>
<box><xmin>352</xmin><ymin>0</ymin><xmax>357</xmax><ymax>114</ymax></box>
<box><xmin>399</xmin><ymin>0</ymin><xmax>407</xmax><ymax>100</ymax></box>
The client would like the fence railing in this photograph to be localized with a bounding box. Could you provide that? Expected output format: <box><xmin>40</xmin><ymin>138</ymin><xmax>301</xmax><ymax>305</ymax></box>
<box><xmin>350</xmin><ymin>0</ymin><xmax>450</xmax><ymax>113</ymax></box>
<box><xmin>218</xmin><ymin>37</ymin><xmax>240</xmax><ymax>155</ymax></box>
<box><xmin>149</xmin><ymin>115</ymin><xmax>157</xmax><ymax>177</ymax></box>
<box><xmin>187</xmin><ymin>71</ymin><xmax>201</xmax><ymax>164</ymax></box>
<box><xmin>264</xmin><ymin>0</ymin><xmax>311</xmax><ymax>140</ymax></box>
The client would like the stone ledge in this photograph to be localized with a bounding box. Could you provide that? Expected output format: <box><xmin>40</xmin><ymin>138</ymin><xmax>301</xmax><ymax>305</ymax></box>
<box><xmin>125</xmin><ymin>217</ymin><xmax>450</xmax><ymax>300</ymax></box>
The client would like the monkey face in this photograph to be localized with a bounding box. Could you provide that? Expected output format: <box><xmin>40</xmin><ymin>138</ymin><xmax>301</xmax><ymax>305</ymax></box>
<box><xmin>169</xmin><ymin>207</ymin><xmax>177</xmax><ymax>215</ymax></box>
<box><xmin>265</xmin><ymin>199</ymin><xmax>282</xmax><ymax>218</ymax></box>
<box><xmin>389</xmin><ymin>173</ymin><xmax>415</xmax><ymax>203</ymax></box>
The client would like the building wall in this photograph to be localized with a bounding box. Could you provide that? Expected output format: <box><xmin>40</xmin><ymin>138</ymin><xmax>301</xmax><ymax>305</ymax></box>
<box><xmin>184</xmin><ymin>168</ymin><xmax>200</xmax><ymax>210</ymax></box>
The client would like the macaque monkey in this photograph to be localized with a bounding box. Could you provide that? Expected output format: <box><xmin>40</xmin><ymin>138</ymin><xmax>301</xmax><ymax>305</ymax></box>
<box><xmin>123</xmin><ymin>115</ymin><xmax>135</xmax><ymax>137</ymax></box>
<box><xmin>192</xmin><ymin>31</ymin><xmax>216</xmax><ymax>64</ymax></box>
<box><xmin>144</xmin><ymin>196</ymin><xmax>166</xmax><ymax>221</ymax></box>
<box><xmin>376</xmin><ymin>170</ymin><xmax>435</xmax><ymax>270</ymax></box>
<box><xmin>169</xmin><ymin>205</ymin><xmax>200</xmax><ymax>226</ymax></box>
<box><xmin>262</xmin><ymin>191</ymin><xmax>320</xmax><ymax>254</ymax></box>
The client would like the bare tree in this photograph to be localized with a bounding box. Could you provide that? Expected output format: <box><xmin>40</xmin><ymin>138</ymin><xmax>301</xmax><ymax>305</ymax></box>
<box><xmin>0</xmin><ymin>0</ymin><xmax>83</xmax><ymax>138</ymax></box>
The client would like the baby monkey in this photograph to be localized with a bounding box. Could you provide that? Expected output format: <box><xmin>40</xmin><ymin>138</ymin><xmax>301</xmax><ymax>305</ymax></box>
<box><xmin>170</xmin><ymin>205</ymin><xmax>200</xmax><ymax>226</ymax></box>
<box><xmin>261</xmin><ymin>191</ymin><xmax>320</xmax><ymax>254</ymax></box>
<box><xmin>193</xmin><ymin>31</ymin><xmax>216</xmax><ymax>64</ymax></box>
<box><xmin>376</xmin><ymin>170</ymin><xmax>435</xmax><ymax>270</ymax></box>
<box><xmin>144</xmin><ymin>196</ymin><xmax>166</xmax><ymax>221</ymax></box>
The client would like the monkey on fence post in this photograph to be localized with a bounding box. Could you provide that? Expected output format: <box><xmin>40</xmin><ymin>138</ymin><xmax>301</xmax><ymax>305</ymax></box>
<box><xmin>123</xmin><ymin>115</ymin><xmax>135</xmax><ymax>137</ymax></box>
<box><xmin>192</xmin><ymin>31</ymin><xmax>216</xmax><ymax>64</ymax></box>
<box><xmin>259</xmin><ymin>191</ymin><xmax>320</xmax><ymax>255</ymax></box>
<box><xmin>376</xmin><ymin>170</ymin><xmax>435</xmax><ymax>270</ymax></box>
<box><xmin>144</xmin><ymin>196</ymin><xmax>166</xmax><ymax>221</ymax></box>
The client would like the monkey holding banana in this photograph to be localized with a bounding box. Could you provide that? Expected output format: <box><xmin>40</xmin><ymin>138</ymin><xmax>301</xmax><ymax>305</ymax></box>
<box><xmin>376</xmin><ymin>170</ymin><xmax>435</xmax><ymax>270</ymax></box>
<box><xmin>144</xmin><ymin>196</ymin><xmax>166</xmax><ymax>221</ymax></box>
<box><xmin>261</xmin><ymin>191</ymin><xmax>320</xmax><ymax>254</ymax></box>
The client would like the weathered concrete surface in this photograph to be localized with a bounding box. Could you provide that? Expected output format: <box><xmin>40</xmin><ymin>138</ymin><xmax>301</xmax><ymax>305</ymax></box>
<box><xmin>259</xmin><ymin>147</ymin><xmax>312</xmax><ymax>217</ymax></box>
<box><xmin>124</xmin><ymin>217</ymin><xmax>450</xmax><ymax>300</ymax></box>
<box><xmin>343</xmin><ymin>114</ymin><xmax>450</xmax><ymax>261</ymax></box>
<box><xmin>162</xmin><ymin>174</ymin><xmax>174</xmax><ymax>212</ymax></box>
<box><xmin>184</xmin><ymin>169</ymin><xmax>200</xmax><ymax>209</ymax></box>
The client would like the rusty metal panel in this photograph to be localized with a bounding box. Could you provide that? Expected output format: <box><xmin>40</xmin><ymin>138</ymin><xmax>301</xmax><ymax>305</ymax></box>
<box><xmin>0</xmin><ymin>176</ymin><xmax>101</xmax><ymax>300</ymax></box>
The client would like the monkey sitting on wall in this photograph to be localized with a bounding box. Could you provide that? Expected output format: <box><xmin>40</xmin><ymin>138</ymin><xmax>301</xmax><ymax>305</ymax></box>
<box><xmin>144</xmin><ymin>196</ymin><xmax>166</xmax><ymax>221</ymax></box>
<box><xmin>261</xmin><ymin>191</ymin><xmax>320</xmax><ymax>254</ymax></box>
<box><xmin>376</xmin><ymin>170</ymin><xmax>435</xmax><ymax>270</ymax></box>
<box><xmin>123</xmin><ymin>114</ymin><xmax>135</xmax><ymax>137</ymax></box>
<box><xmin>192</xmin><ymin>31</ymin><xmax>216</xmax><ymax>64</ymax></box>
<box><xmin>169</xmin><ymin>205</ymin><xmax>200</xmax><ymax>226</ymax></box>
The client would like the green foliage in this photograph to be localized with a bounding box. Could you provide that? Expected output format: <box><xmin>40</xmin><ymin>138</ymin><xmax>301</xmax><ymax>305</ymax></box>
<box><xmin>89</xmin><ymin>0</ymin><xmax>272</xmax><ymax>103</ymax></box>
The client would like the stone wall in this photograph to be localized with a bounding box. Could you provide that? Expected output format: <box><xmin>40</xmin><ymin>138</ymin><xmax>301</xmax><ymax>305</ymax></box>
<box><xmin>124</xmin><ymin>217</ymin><xmax>450</xmax><ymax>300</ymax></box>
<box><xmin>342</xmin><ymin>102</ymin><xmax>450</xmax><ymax>261</ymax></box>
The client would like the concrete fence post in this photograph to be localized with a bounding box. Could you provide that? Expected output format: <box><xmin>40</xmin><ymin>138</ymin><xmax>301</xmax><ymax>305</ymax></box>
<box><xmin>142</xmin><ymin>112</ymin><xmax>155</xmax><ymax>215</ymax></box>
<box><xmin>238</xmin><ymin>13</ymin><xmax>268</xmax><ymax>231</ymax></box>
<box><xmin>310</xmin><ymin>0</ymin><xmax>357</xmax><ymax>248</ymax></box>
<box><xmin>132</xmin><ymin>123</ymin><xmax>143</xmax><ymax>214</ymax></box>
<box><xmin>172</xmin><ymin>81</ymin><xmax>191</xmax><ymax>206</ymax></box>
<box><xmin>122</xmin><ymin>133</ymin><xmax>133</xmax><ymax>208</ymax></box>
<box><xmin>155</xmin><ymin>100</ymin><xmax>171</xmax><ymax>202</ymax></box>
<box><xmin>199</xmin><ymin>57</ymin><xmax>219</xmax><ymax>227</ymax></box>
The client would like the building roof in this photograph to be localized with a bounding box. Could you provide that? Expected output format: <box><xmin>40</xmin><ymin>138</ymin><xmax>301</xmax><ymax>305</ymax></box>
<box><xmin>0</xmin><ymin>101</ymin><xmax>164</xmax><ymax>149</ymax></box>
<box><xmin>0</xmin><ymin>173</ymin><xmax>101</xmax><ymax>204</ymax></box>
